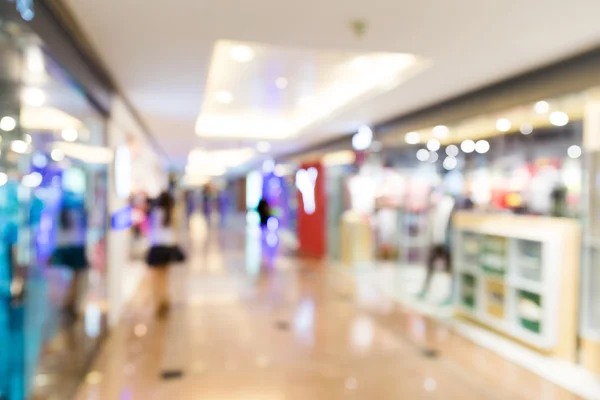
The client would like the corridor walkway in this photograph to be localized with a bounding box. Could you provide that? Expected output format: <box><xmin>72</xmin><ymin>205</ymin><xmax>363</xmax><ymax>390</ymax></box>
<box><xmin>75</xmin><ymin>218</ymin><xmax>581</xmax><ymax>399</ymax></box>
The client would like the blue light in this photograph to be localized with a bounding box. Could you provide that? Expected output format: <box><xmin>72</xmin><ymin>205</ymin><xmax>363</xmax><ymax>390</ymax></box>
<box><xmin>111</xmin><ymin>206</ymin><xmax>133</xmax><ymax>231</ymax></box>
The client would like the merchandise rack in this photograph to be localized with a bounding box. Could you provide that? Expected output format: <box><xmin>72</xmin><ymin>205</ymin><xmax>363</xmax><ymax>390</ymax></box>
<box><xmin>452</xmin><ymin>212</ymin><xmax>580</xmax><ymax>361</ymax></box>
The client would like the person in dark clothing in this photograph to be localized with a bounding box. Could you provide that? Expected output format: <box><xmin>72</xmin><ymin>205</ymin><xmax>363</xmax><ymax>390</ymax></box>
<box><xmin>257</xmin><ymin>199</ymin><xmax>271</xmax><ymax>227</ymax></box>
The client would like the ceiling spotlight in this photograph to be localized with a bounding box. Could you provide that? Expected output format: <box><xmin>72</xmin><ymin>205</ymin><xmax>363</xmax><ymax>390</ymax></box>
<box><xmin>550</xmin><ymin>111</ymin><xmax>569</xmax><ymax>127</ymax></box>
<box><xmin>256</xmin><ymin>141</ymin><xmax>271</xmax><ymax>153</ymax></box>
<box><xmin>0</xmin><ymin>116</ymin><xmax>16</xmax><ymax>132</ymax></box>
<box><xmin>426</xmin><ymin>138</ymin><xmax>440</xmax><ymax>152</ymax></box>
<box><xmin>496</xmin><ymin>118</ymin><xmax>511</xmax><ymax>132</ymax></box>
<box><xmin>11</xmin><ymin>140</ymin><xmax>29</xmax><ymax>154</ymax></box>
<box><xmin>61</xmin><ymin>127</ymin><xmax>78</xmax><ymax>142</ymax></box>
<box><xmin>352</xmin><ymin>56</ymin><xmax>372</xmax><ymax>70</ymax></box>
<box><xmin>443</xmin><ymin>156</ymin><xmax>457</xmax><ymax>170</ymax></box>
<box><xmin>416</xmin><ymin>149</ymin><xmax>429</xmax><ymax>162</ymax></box>
<box><xmin>535</xmin><ymin>101</ymin><xmax>549</xmax><ymax>114</ymax></box>
<box><xmin>231</xmin><ymin>45</ymin><xmax>254</xmax><ymax>63</ymax></box>
<box><xmin>520</xmin><ymin>123</ymin><xmax>533</xmax><ymax>135</ymax></box>
<box><xmin>432</xmin><ymin>125</ymin><xmax>449</xmax><ymax>138</ymax></box>
<box><xmin>275</xmin><ymin>77</ymin><xmax>288</xmax><ymax>89</ymax></box>
<box><xmin>51</xmin><ymin>148</ymin><xmax>65</xmax><ymax>162</ymax></box>
<box><xmin>445</xmin><ymin>144</ymin><xmax>459</xmax><ymax>157</ymax></box>
<box><xmin>475</xmin><ymin>139</ymin><xmax>490</xmax><ymax>154</ymax></box>
<box><xmin>22</xmin><ymin>87</ymin><xmax>46</xmax><ymax>107</ymax></box>
<box><xmin>405</xmin><ymin>132</ymin><xmax>420</xmax><ymax>144</ymax></box>
<box><xmin>215</xmin><ymin>91</ymin><xmax>233</xmax><ymax>104</ymax></box>
<box><xmin>461</xmin><ymin>139</ymin><xmax>475</xmax><ymax>153</ymax></box>
<box><xmin>567</xmin><ymin>145</ymin><xmax>582</xmax><ymax>159</ymax></box>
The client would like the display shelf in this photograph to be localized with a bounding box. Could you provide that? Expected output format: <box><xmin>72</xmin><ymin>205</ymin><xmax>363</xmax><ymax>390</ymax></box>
<box><xmin>451</xmin><ymin>212</ymin><xmax>580</xmax><ymax>360</ymax></box>
<box><xmin>507</xmin><ymin>276</ymin><xmax>544</xmax><ymax>294</ymax></box>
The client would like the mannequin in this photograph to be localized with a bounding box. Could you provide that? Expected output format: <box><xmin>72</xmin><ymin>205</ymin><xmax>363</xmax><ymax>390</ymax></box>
<box><xmin>419</xmin><ymin>190</ymin><xmax>456</xmax><ymax>297</ymax></box>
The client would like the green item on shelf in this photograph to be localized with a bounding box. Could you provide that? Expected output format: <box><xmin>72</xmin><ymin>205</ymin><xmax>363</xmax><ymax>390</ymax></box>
<box><xmin>517</xmin><ymin>290</ymin><xmax>542</xmax><ymax>334</ymax></box>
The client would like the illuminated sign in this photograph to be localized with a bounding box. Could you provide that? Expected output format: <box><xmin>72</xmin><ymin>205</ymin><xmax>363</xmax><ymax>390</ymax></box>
<box><xmin>295</xmin><ymin>167</ymin><xmax>318</xmax><ymax>215</ymax></box>
<box><xmin>11</xmin><ymin>0</ymin><xmax>35</xmax><ymax>21</ymax></box>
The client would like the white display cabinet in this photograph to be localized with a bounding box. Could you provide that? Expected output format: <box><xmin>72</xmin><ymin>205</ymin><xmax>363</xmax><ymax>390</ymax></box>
<box><xmin>452</xmin><ymin>212</ymin><xmax>580</xmax><ymax>361</ymax></box>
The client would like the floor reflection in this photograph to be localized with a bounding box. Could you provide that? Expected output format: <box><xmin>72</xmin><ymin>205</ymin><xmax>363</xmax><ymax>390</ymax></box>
<box><xmin>74</xmin><ymin>214</ymin><xmax>582</xmax><ymax>400</ymax></box>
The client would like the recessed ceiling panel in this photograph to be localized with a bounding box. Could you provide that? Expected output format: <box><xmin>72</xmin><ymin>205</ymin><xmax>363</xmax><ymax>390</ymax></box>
<box><xmin>195</xmin><ymin>40</ymin><xmax>428</xmax><ymax>140</ymax></box>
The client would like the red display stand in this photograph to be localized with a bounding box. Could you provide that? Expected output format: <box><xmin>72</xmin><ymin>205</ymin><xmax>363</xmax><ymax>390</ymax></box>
<box><xmin>296</xmin><ymin>162</ymin><xmax>326</xmax><ymax>258</ymax></box>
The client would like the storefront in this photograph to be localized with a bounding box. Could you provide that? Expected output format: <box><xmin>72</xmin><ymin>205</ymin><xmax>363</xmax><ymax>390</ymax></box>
<box><xmin>372</xmin><ymin>87</ymin><xmax>599</xmax><ymax>395</ymax></box>
<box><xmin>0</xmin><ymin>2</ymin><xmax>167</xmax><ymax>399</ymax></box>
<box><xmin>0</xmin><ymin>7</ymin><xmax>111</xmax><ymax>399</ymax></box>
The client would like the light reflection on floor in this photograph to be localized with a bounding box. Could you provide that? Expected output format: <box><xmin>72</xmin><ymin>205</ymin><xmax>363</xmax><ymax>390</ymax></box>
<box><xmin>74</xmin><ymin>215</ymin><xmax>583</xmax><ymax>400</ymax></box>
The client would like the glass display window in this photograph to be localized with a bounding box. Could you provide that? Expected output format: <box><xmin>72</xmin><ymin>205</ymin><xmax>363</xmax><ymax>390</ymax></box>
<box><xmin>0</xmin><ymin>18</ymin><xmax>109</xmax><ymax>400</ymax></box>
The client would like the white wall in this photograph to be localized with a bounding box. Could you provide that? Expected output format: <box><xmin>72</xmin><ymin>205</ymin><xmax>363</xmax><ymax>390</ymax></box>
<box><xmin>107</xmin><ymin>97</ymin><xmax>167</xmax><ymax>327</ymax></box>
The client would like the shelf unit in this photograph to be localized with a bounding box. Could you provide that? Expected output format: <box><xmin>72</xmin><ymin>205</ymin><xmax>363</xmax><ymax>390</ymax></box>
<box><xmin>452</xmin><ymin>212</ymin><xmax>580</xmax><ymax>361</ymax></box>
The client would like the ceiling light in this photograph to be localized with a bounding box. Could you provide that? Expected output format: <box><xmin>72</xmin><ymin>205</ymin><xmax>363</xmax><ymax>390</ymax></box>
<box><xmin>461</xmin><ymin>139</ymin><xmax>475</xmax><ymax>153</ymax></box>
<box><xmin>550</xmin><ymin>111</ymin><xmax>569</xmax><ymax>127</ymax></box>
<box><xmin>22</xmin><ymin>87</ymin><xmax>46</xmax><ymax>107</ymax></box>
<box><xmin>51</xmin><ymin>148</ymin><xmax>64</xmax><ymax>162</ymax></box>
<box><xmin>215</xmin><ymin>90</ymin><xmax>233</xmax><ymax>104</ymax></box>
<box><xmin>186</xmin><ymin>165</ymin><xmax>227</xmax><ymax>177</ymax></box>
<box><xmin>298</xmin><ymin>96</ymin><xmax>313</xmax><ymax>108</ymax></box>
<box><xmin>475</xmin><ymin>140</ymin><xmax>490</xmax><ymax>154</ymax></box>
<box><xmin>26</xmin><ymin>46</ymin><xmax>45</xmax><ymax>74</ymax></box>
<box><xmin>535</xmin><ymin>101</ymin><xmax>549</xmax><ymax>114</ymax></box>
<box><xmin>322</xmin><ymin>150</ymin><xmax>356</xmax><ymax>166</ymax></box>
<box><xmin>520</xmin><ymin>123</ymin><xmax>533</xmax><ymax>135</ymax></box>
<box><xmin>443</xmin><ymin>156</ymin><xmax>457</xmax><ymax>170</ymax></box>
<box><xmin>568</xmin><ymin>145</ymin><xmax>582</xmax><ymax>159</ymax></box>
<box><xmin>0</xmin><ymin>172</ymin><xmax>7</xmax><ymax>187</ymax></box>
<box><xmin>61</xmin><ymin>127</ymin><xmax>78</xmax><ymax>142</ymax></box>
<box><xmin>231</xmin><ymin>45</ymin><xmax>254</xmax><ymax>63</ymax></box>
<box><xmin>352</xmin><ymin>125</ymin><xmax>373</xmax><ymax>151</ymax></box>
<box><xmin>24</xmin><ymin>134</ymin><xmax>32</xmax><ymax>144</ymax></box>
<box><xmin>11</xmin><ymin>140</ymin><xmax>28</xmax><ymax>154</ymax></box>
<box><xmin>275</xmin><ymin>77</ymin><xmax>288</xmax><ymax>89</ymax></box>
<box><xmin>496</xmin><ymin>118</ymin><xmax>511</xmax><ymax>132</ymax></box>
<box><xmin>429</xmin><ymin>151</ymin><xmax>439</xmax><ymax>163</ymax></box>
<box><xmin>416</xmin><ymin>149</ymin><xmax>429</xmax><ymax>162</ymax></box>
<box><xmin>445</xmin><ymin>145</ymin><xmax>459</xmax><ymax>157</ymax></box>
<box><xmin>256</xmin><ymin>141</ymin><xmax>271</xmax><ymax>153</ymax></box>
<box><xmin>0</xmin><ymin>116</ymin><xmax>16</xmax><ymax>132</ymax></box>
<box><xmin>54</xmin><ymin>143</ymin><xmax>113</xmax><ymax>164</ymax></box>
<box><xmin>405</xmin><ymin>132</ymin><xmax>420</xmax><ymax>144</ymax></box>
<box><xmin>352</xmin><ymin>56</ymin><xmax>372</xmax><ymax>70</ymax></box>
<box><xmin>426</xmin><ymin>138</ymin><xmax>440</xmax><ymax>152</ymax></box>
<box><xmin>432</xmin><ymin>125</ymin><xmax>449</xmax><ymax>138</ymax></box>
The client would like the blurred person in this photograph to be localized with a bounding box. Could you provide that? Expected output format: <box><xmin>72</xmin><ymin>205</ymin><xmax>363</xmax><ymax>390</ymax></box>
<box><xmin>257</xmin><ymin>198</ymin><xmax>271</xmax><ymax>228</ymax></box>
<box><xmin>419</xmin><ymin>190</ymin><xmax>455</xmax><ymax>299</ymax></box>
<box><xmin>146</xmin><ymin>191</ymin><xmax>184</xmax><ymax>317</ymax></box>
<box><xmin>51</xmin><ymin>192</ymin><xmax>88</xmax><ymax>317</ymax></box>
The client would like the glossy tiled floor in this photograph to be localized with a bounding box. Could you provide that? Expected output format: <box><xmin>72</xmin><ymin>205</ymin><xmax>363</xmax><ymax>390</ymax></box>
<box><xmin>75</xmin><ymin>217</ymin><xmax>582</xmax><ymax>400</ymax></box>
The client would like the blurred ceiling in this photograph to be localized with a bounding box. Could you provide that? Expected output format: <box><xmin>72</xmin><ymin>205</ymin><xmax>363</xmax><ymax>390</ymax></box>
<box><xmin>63</xmin><ymin>0</ymin><xmax>600</xmax><ymax>170</ymax></box>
